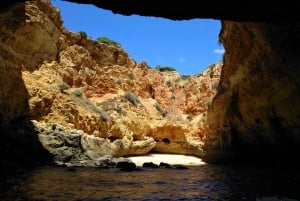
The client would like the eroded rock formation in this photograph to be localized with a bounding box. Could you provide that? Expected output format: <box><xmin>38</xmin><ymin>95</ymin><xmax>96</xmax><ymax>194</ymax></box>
<box><xmin>1</xmin><ymin>0</ymin><xmax>299</xmax><ymax>167</ymax></box>
<box><xmin>68</xmin><ymin>1</ymin><xmax>300</xmax><ymax>163</ymax></box>
<box><xmin>0</xmin><ymin>0</ymin><xmax>221</xmax><ymax>167</ymax></box>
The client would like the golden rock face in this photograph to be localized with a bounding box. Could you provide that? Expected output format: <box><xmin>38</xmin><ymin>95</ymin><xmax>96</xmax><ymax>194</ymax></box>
<box><xmin>0</xmin><ymin>1</ymin><xmax>221</xmax><ymax>163</ymax></box>
<box><xmin>2</xmin><ymin>1</ymin><xmax>299</xmax><ymax>164</ymax></box>
<box><xmin>24</xmin><ymin>28</ymin><xmax>221</xmax><ymax>158</ymax></box>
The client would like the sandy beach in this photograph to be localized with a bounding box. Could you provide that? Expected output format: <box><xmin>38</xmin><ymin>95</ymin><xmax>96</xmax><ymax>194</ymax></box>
<box><xmin>127</xmin><ymin>153</ymin><xmax>206</xmax><ymax>167</ymax></box>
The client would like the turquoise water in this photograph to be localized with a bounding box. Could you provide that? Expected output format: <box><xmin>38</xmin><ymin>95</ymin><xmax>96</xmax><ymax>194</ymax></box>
<box><xmin>1</xmin><ymin>163</ymin><xmax>299</xmax><ymax>201</ymax></box>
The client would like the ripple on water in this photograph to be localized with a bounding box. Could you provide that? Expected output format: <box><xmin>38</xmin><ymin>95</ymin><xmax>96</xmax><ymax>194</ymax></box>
<box><xmin>1</xmin><ymin>164</ymin><xmax>300</xmax><ymax>201</ymax></box>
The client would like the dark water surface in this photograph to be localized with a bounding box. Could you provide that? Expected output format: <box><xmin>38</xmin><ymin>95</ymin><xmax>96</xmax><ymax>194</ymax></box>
<box><xmin>1</xmin><ymin>163</ymin><xmax>299</xmax><ymax>201</ymax></box>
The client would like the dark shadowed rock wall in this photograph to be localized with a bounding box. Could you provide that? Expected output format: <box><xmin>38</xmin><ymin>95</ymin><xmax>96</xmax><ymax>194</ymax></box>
<box><xmin>204</xmin><ymin>22</ymin><xmax>300</xmax><ymax>162</ymax></box>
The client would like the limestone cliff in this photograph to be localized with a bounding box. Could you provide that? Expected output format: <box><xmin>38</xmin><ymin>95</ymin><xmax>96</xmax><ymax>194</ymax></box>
<box><xmin>0</xmin><ymin>0</ymin><xmax>221</xmax><ymax>167</ymax></box>
<box><xmin>3</xmin><ymin>0</ymin><xmax>298</xmax><ymax>166</ymax></box>
<box><xmin>22</xmin><ymin>27</ymin><xmax>221</xmax><ymax>163</ymax></box>
<box><xmin>69</xmin><ymin>1</ymin><xmax>300</xmax><ymax>163</ymax></box>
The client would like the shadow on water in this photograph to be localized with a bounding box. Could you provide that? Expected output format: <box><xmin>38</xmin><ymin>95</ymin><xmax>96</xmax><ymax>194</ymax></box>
<box><xmin>0</xmin><ymin>161</ymin><xmax>299</xmax><ymax>201</ymax></box>
<box><xmin>0</xmin><ymin>119</ymin><xmax>53</xmax><ymax>173</ymax></box>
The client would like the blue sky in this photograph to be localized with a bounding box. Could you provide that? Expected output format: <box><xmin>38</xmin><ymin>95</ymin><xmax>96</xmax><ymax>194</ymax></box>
<box><xmin>52</xmin><ymin>0</ymin><xmax>224</xmax><ymax>75</ymax></box>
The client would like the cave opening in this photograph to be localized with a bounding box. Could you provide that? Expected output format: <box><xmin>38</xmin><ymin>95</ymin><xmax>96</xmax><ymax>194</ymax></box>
<box><xmin>52</xmin><ymin>0</ymin><xmax>224</xmax><ymax>76</ymax></box>
<box><xmin>1</xmin><ymin>1</ymin><xmax>300</xmax><ymax>200</ymax></box>
<box><xmin>49</xmin><ymin>0</ymin><xmax>226</xmax><ymax>161</ymax></box>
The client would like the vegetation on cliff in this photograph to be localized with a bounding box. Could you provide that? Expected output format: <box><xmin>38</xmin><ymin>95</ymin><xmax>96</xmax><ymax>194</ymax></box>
<box><xmin>97</xmin><ymin>36</ymin><xmax>121</xmax><ymax>46</ymax></box>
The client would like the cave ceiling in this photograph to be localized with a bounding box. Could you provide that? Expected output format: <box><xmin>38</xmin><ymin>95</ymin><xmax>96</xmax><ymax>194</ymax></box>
<box><xmin>2</xmin><ymin>0</ymin><xmax>299</xmax><ymax>22</ymax></box>
<box><xmin>64</xmin><ymin>0</ymin><xmax>299</xmax><ymax>22</ymax></box>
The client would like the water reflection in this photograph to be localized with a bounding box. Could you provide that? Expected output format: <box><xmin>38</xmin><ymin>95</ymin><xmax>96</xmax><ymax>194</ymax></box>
<box><xmin>257</xmin><ymin>196</ymin><xmax>298</xmax><ymax>201</ymax></box>
<box><xmin>1</xmin><ymin>163</ymin><xmax>299</xmax><ymax>201</ymax></box>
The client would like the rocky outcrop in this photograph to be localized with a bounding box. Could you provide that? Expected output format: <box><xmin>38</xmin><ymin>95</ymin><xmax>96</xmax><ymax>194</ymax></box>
<box><xmin>34</xmin><ymin>121</ymin><xmax>154</xmax><ymax>166</ymax></box>
<box><xmin>182</xmin><ymin>63</ymin><xmax>222</xmax><ymax>115</ymax></box>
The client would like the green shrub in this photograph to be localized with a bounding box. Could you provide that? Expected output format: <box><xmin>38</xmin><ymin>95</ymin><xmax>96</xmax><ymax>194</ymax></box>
<box><xmin>124</xmin><ymin>92</ymin><xmax>140</xmax><ymax>107</ymax></box>
<box><xmin>114</xmin><ymin>105</ymin><xmax>126</xmax><ymax>116</ymax></box>
<box><xmin>71</xmin><ymin>89</ymin><xmax>83</xmax><ymax>97</ymax></box>
<box><xmin>154</xmin><ymin>103</ymin><xmax>167</xmax><ymax>117</ymax></box>
<box><xmin>155</xmin><ymin>65</ymin><xmax>177</xmax><ymax>72</ymax></box>
<box><xmin>78</xmin><ymin>31</ymin><xmax>87</xmax><ymax>38</ymax></box>
<box><xmin>97</xmin><ymin>36</ymin><xmax>120</xmax><ymax>46</ymax></box>
<box><xmin>181</xmin><ymin>75</ymin><xmax>191</xmax><ymax>80</ymax></box>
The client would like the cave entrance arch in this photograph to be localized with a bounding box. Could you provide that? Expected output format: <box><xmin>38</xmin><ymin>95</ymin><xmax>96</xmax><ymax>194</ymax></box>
<box><xmin>52</xmin><ymin>0</ymin><xmax>224</xmax><ymax>76</ymax></box>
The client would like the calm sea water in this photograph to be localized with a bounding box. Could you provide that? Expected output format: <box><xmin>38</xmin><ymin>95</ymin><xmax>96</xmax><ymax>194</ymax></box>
<box><xmin>1</xmin><ymin>163</ymin><xmax>299</xmax><ymax>201</ymax></box>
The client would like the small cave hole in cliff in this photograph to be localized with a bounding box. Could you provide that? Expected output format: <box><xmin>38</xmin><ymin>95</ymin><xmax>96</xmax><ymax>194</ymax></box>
<box><xmin>162</xmin><ymin>138</ymin><xmax>171</xmax><ymax>144</ymax></box>
<box><xmin>52</xmin><ymin>0</ymin><xmax>224</xmax><ymax>76</ymax></box>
